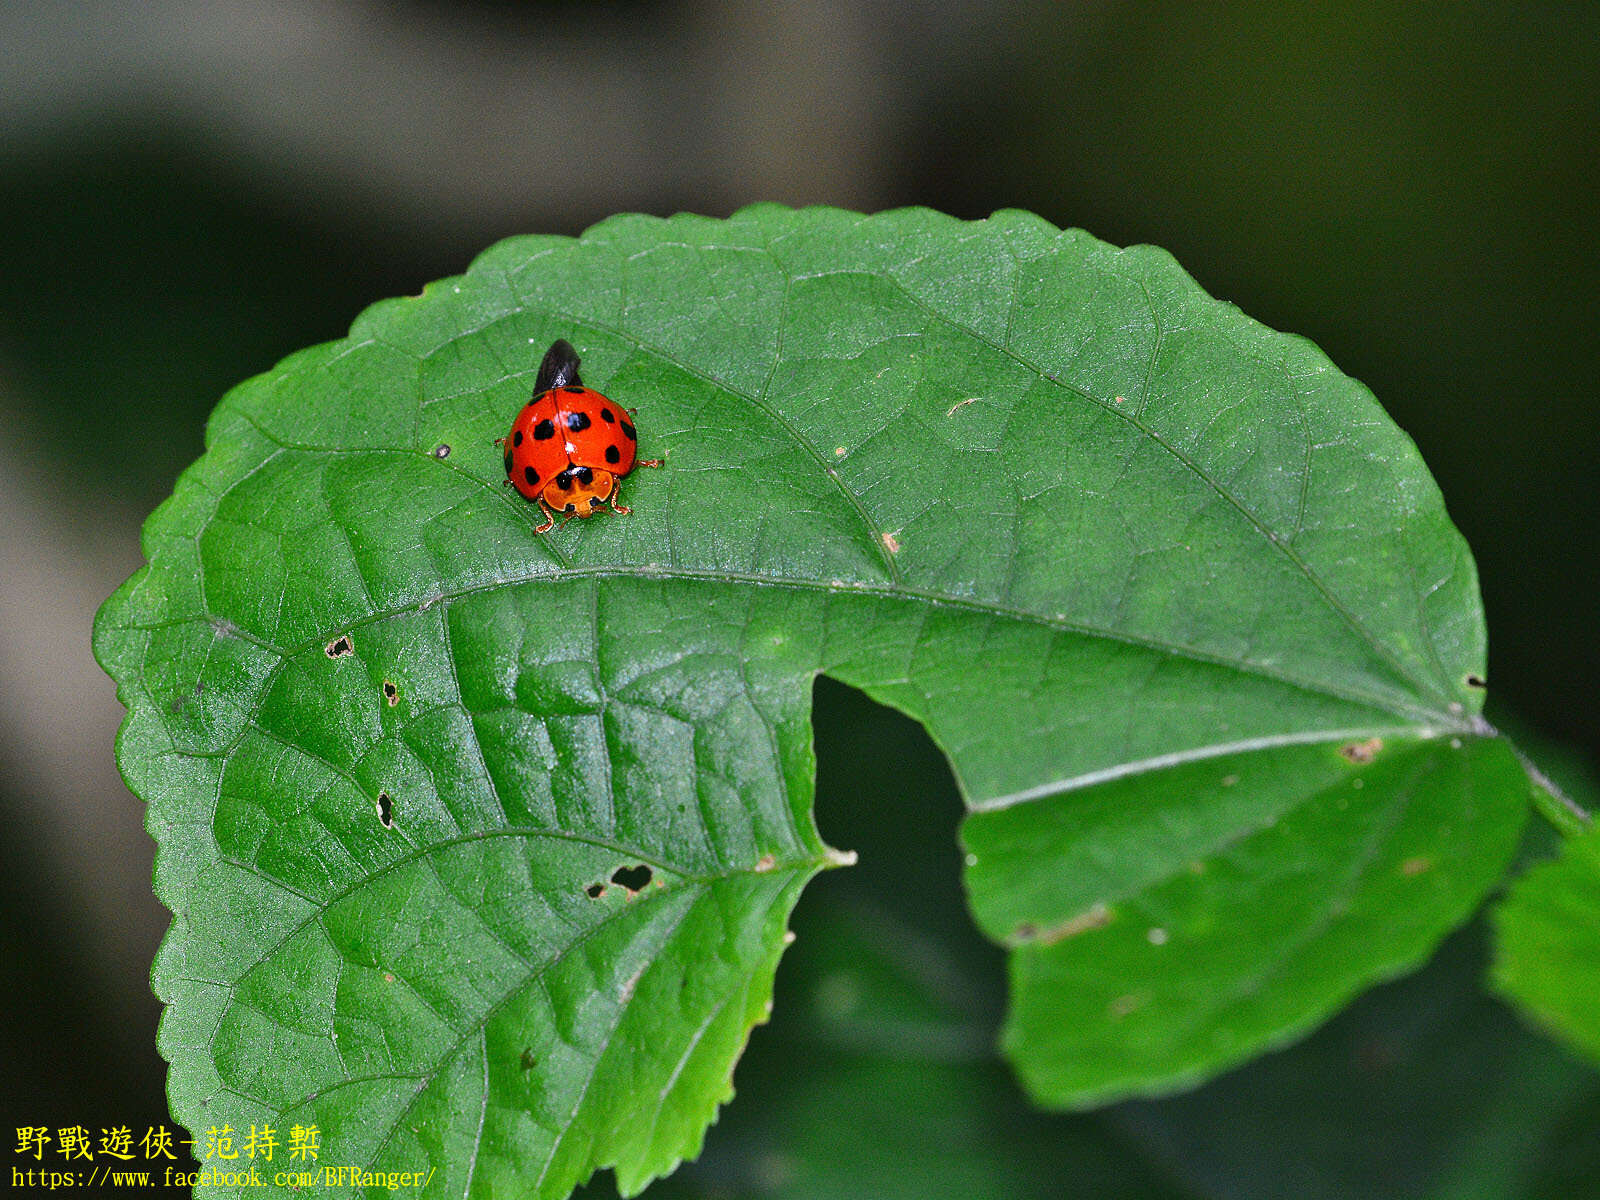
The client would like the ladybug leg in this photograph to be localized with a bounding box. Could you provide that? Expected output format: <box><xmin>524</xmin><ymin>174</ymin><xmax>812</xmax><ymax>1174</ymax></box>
<box><xmin>635</xmin><ymin>459</ymin><xmax>664</xmax><ymax>469</ymax></box>
<box><xmin>605</xmin><ymin>480</ymin><xmax>632</xmax><ymax>516</ymax></box>
<box><xmin>494</xmin><ymin>436</ymin><xmax>505</xmax><ymax>447</ymax></box>
<box><xmin>533</xmin><ymin>499</ymin><xmax>556</xmax><ymax>534</ymax></box>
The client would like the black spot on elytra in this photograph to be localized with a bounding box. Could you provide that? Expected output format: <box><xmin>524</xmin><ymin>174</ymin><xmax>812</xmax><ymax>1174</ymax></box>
<box><xmin>524</xmin><ymin>466</ymin><xmax>539</xmax><ymax>486</ymax></box>
<box><xmin>513</xmin><ymin>430</ymin><xmax>523</xmax><ymax>446</ymax></box>
<box><xmin>576</xmin><ymin>466</ymin><xmax>594</xmax><ymax>485</ymax></box>
<box><xmin>533</xmin><ymin>419</ymin><xmax>555</xmax><ymax>440</ymax></box>
<box><xmin>565</xmin><ymin>411</ymin><xmax>591</xmax><ymax>432</ymax></box>
<box><xmin>604</xmin><ymin>445</ymin><xmax>621</xmax><ymax>464</ymax></box>
<box><xmin>600</xmin><ymin>408</ymin><xmax>615</xmax><ymax>423</ymax></box>
<box><xmin>564</xmin><ymin>503</ymin><xmax>576</xmax><ymax>512</ymax></box>
<box><xmin>377</xmin><ymin>791</ymin><xmax>394</xmax><ymax>828</ymax></box>
<box><xmin>556</xmin><ymin>472</ymin><xmax>573</xmax><ymax>491</ymax></box>
<box><xmin>585</xmin><ymin>883</ymin><xmax>605</xmax><ymax>899</ymax></box>
<box><xmin>620</xmin><ymin>420</ymin><xmax>637</xmax><ymax>441</ymax></box>
<box><xmin>611</xmin><ymin>864</ymin><xmax>653</xmax><ymax>891</ymax></box>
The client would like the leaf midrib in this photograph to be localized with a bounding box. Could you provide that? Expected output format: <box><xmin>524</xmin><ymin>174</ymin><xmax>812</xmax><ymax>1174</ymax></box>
<box><xmin>171</xmin><ymin>551</ymin><xmax>1462</xmax><ymax>731</ymax></box>
<box><xmin>970</xmin><ymin>724</ymin><xmax>1452</xmax><ymax>814</ymax></box>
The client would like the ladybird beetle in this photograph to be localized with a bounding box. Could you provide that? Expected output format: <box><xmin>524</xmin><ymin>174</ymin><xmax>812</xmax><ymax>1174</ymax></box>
<box><xmin>500</xmin><ymin>339</ymin><xmax>661</xmax><ymax>533</ymax></box>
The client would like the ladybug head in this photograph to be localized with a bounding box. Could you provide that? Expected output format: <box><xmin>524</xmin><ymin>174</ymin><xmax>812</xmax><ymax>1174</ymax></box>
<box><xmin>544</xmin><ymin>465</ymin><xmax>615</xmax><ymax>517</ymax></box>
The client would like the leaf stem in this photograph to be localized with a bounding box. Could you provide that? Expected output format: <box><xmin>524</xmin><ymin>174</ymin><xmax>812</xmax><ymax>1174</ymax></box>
<box><xmin>1513</xmin><ymin>743</ymin><xmax>1593</xmax><ymax>837</ymax></box>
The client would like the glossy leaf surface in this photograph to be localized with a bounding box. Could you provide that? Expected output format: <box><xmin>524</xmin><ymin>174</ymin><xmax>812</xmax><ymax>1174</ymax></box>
<box><xmin>96</xmin><ymin>206</ymin><xmax>1529</xmax><ymax>1194</ymax></box>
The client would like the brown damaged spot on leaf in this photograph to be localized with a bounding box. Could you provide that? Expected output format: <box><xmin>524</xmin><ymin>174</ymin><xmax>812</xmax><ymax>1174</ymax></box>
<box><xmin>1108</xmin><ymin>991</ymin><xmax>1148</xmax><ymax>1019</ymax></box>
<box><xmin>325</xmin><ymin>635</ymin><xmax>353</xmax><ymax>659</ymax></box>
<box><xmin>754</xmin><ymin>853</ymin><xmax>777</xmax><ymax>872</ymax></box>
<box><xmin>1401</xmin><ymin>856</ymin><xmax>1433</xmax><ymax>877</ymax></box>
<box><xmin>1014</xmin><ymin>901</ymin><xmax>1111</xmax><ymax>946</ymax></box>
<box><xmin>382</xmin><ymin>680</ymin><xmax>399</xmax><ymax>706</ymax></box>
<box><xmin>881</xmin><ymin>531</ymin><xmax>901</xmax><ymax>554</ymax></box>
<box><xmin>1339</xmin><ymin>737</ymin><xmax>1384</xmax><ymax>765</ymax></box>
<box><xmin>520</xmin><ymin>1048</ymin><xmax>537</xmax><ymax>1072</ymax></box>
<box><xmin>946</xmin><ymin>396</ymin><xmax>981</xmax><ymax>416</ymax></box>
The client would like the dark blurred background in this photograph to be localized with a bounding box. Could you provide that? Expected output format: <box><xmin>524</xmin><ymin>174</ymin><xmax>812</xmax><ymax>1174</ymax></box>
<box><xmin>2</xmin><ymin>3</ymin><xmax>1596</xmax><ymax>1197</ymax></box>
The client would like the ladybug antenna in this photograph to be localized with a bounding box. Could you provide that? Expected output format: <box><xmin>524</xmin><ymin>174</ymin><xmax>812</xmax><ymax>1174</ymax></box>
<box><xmin>535</xmin><ymin>339</ymin><xmax>583</xmax><ymax>393</ymax></box>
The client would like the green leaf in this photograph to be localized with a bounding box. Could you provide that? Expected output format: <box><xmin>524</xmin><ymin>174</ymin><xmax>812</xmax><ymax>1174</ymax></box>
<box><xmin>967</xmin><ymin>734</ymin><xmax>1529</xmax><ymax>1105</ymax></box>
<box><xmin>96</xmin><ymin>205</ymin><xmax>1530</xmax><ymax>1195</ymax></box>
<box><xmin>1494</xmin><ymin>827</ymin><xmax>1600</xmax><ymax>1066</ymax></box>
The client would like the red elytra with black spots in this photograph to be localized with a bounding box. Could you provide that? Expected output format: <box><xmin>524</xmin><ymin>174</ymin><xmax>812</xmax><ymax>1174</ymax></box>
<box><xmin>501</xmin><ymin>339</ymin><xmax>659</xmax><ymax>532</ymax></box>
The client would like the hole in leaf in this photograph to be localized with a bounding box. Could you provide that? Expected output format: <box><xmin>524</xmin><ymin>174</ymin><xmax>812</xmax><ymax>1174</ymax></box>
<box><xmin>382</xmin><ymin>680</ymin><xmax>399</xmax><ymax>706</ymax></box>
<box><xmin>376</xmin><ymin>792</ymin><xmax>393</xmax><ymax>828</ymax></box>
<box><xmin>585</xmin><ymin>883</ymin><xmax>605</xmax><ymax>899</ymax></box>
<box><xmin>1465</xmin><ymin>674</ymin><xmax>1487</xmax><ymax>689</ymax></box>
<box><xmin>325</xmin><ymin>635</ymin><xmax>353</xmax><ymax>658</ymax></box>
<box><xmin>610</xmin><ymin>864</ymin><xmax>653</xmax><ymax>891</ymax></box>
